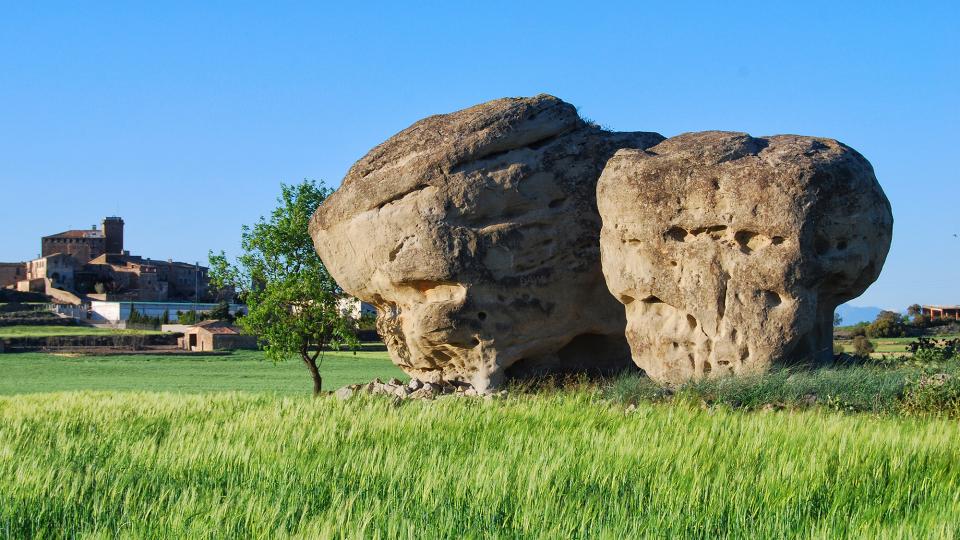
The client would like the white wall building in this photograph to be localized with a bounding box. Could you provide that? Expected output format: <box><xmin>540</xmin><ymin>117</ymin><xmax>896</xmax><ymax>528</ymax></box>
<box><xmin>88</xmin><ymin>301</ymin><xmax>246</xmax><ymax>323</ymax></box>
<box><xmin>337</xmin><ymin>297</ymin><xmax>377</xmax><ymax>320</ymax></box>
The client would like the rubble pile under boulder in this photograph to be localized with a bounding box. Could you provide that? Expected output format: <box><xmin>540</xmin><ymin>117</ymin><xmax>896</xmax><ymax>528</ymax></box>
<box><xmin>334</xmin><ymin>378</ymin><xmax>507</xmax><ymax>401</ymax></box>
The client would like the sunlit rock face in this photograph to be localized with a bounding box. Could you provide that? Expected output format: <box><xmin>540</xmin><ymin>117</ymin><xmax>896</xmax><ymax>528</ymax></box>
<box><xmin>310</xmin><ymin>94</ymin><xmax>664</xmax><ymax>389</ymax></box>
<box><xmin>597</xmin><ymin>131</ymin><xmax>893</xmax><ymax>385</ymax></box>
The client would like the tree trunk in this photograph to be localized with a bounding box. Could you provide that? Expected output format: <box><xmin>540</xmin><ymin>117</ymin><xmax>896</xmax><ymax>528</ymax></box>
<box><xmin>302</xmin><ymin>353</ymin><xmax>322</xmax><ymax>397</ymax></box>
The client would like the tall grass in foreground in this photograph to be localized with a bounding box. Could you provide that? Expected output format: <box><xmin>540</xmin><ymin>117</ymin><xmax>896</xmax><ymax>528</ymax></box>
<box><xmin>1</xmin><ymin>392</ymin><xmax>959</xmax><ymax>538</ymax></box>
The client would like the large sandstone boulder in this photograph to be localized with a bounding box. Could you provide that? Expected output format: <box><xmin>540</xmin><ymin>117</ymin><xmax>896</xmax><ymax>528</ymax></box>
<box><xmin>311</xmin><ymin>94</ymin><xmax>664</xmax><ymax>389</ymax></box>
<box><xmin>598</xmin><ymin>131</ymin><xmax>893</xmax><ymax>385</ymax></box>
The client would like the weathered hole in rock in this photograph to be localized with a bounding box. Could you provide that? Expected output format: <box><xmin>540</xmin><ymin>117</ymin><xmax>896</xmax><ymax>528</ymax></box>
<box><xmin>761</xmin><ymin>290</ymin><xmax>782</xmax><ymax>309</ymax></box>
<box><xmin>620</xmin><ymin>294</ymin><xmax>635</xmax><ymax>305</ymax></box>
<box><xmin>666</xmin><ymin>224</ymin><xmax>730</xmax><ymax>242</ymax></box>
<box><xmin>734</xmin><ymin>230</ymin><xmax>771</xmax><ymax>254</ymax></box>
<box><xmin>388</xmin><ymin>236</ymin><xmax>413</xmax><ymax>262</ymax></box>
<box><xmin>446</xmin><ymin>336</ymin><xmax>480</xmax><ymax>349</ymax></box>
<box><xmin>376</xmin><ymin>183</ymin><xmax>429</xmax><ymax>210</ymax></box>
<box><xmin>526</xmin><ymin>133</ymin><xmax>561</xmax><ymax>151</ymax></box>
<box><xmin>771</xmin><ymin>236</ymin><xmax>785</xmax><ymax>245</ymax></box>
<box><xmin>665</xmin><ymin>226</ymin><xmax>688</xmax><ymax>242</ymax></box>
<box><xmin>642</xmin><ymin>295</ymin><xmax>663</xmax><ymax>304</ymax></box>
<box><xmin>477</xmin><ymin>312</ymin><xmax>487</xmax><ymax>321</ymax></box>
<box><xmin>703</xmin><ymin>361</ymin><xmax>712</xmax><ymax>375</ymax></box>
<box><xmin>548</xmin><ymin>197</ymin><xmax>567</xmax><ymax>209</ymax></box>
<box><xmin>690</xmin><ymin>225</ymin><xmax>727</xmax><ymax>238</ymax></box>
<box><xmin>836</xmin><ymin>239</ymin><xmax>848</xmax><ymax>250</ymax></box>
<box><xmin>686</xmin><ymin>314</ymin><xmax>697</xmax><ymax>330</ymax></box>
<box><xmin>401</xmin><ymin>281</ymin><xmax>467</xmax><ymax>303</ymax></box>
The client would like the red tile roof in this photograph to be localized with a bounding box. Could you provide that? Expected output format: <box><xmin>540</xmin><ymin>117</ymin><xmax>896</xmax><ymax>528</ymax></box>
<box><xmin>43</xmin><ymin>230</ymin><xmax>104</xmax><ymax>239</ymax></box>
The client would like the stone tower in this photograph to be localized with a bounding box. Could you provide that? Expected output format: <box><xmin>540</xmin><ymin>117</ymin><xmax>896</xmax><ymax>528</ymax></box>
<box><xmin>102</xmin><ymin>216</ymin><xmax>124</xmax><ymax>254</ymax></box>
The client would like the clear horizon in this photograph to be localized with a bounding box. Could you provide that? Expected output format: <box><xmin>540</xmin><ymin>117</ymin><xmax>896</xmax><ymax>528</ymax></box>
<box><xmin>1</xmin><ymin>2</ymin><xmax>956</xmax><ymax>310</ymax></box>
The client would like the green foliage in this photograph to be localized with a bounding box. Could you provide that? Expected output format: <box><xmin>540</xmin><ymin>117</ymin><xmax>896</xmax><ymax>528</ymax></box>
<box><xmin>208</xmin><ymin>300</ymin><xmax>234</xmax><ymax>323</ymax></box>
<box><xmin>848</xmin><ymin>321</ymin><xmax>869</xmax><ymax>337</ymax></box>
<box><xmin>868</xmin><ymin>310</ymin><xmax>907</xmax><ymax>338</ymax></box>
<box><xmin>176</xmin><ymin>310</ymin><xmax>208</xmax><ymax>325</ymax></box>
<box><xmin>901</xmin><ymin>373</ymin><xmax>960</xmax><ymax>416</ymax></box>
<box><xmin>606</xmin><ymin>356</ymin><xmax>960</xmax><ymax>417</ymax></box>
<box><xmin>908</xmin><ymin>337</ymin><xmax>960</xmax><ymax>363</ymax></box>
<box><xmin>126</xmin><ymin>306</ymin><xmax>161</xmax><ymax>330</ymax></box>
<box><xmin>94</xmin><ymin>282</ymin><xmax>107</xmax><ymax>294</ymax></box>
<box><xmin>833</xmin><ymin>312</ymin><xmax>842</xmax><ymax>327</ymax></box>
<box><xmin>2</xmin><ymin>392</ymin><xmax>960</xmax><ymax>537</ymax></box>
<box><xmin>209</xmin><ymin>179</ymin><xmax>359</xmax><ymax>394</ymax></box>
<box><xmin>852</xmin><ymin>335</ymin><xmax>876</xmax><ymax>357</ymax></box>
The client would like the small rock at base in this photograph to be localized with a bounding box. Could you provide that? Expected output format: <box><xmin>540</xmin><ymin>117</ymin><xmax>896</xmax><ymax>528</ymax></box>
<box><xmin>334</xmin><ymin>387</ymin><xmax>354</xmax><ymax>400</ymax></box>
<box><xmin>408</xmin><ymin>387</ymin><xmax>435</xmax><ymax>400</ymax></box>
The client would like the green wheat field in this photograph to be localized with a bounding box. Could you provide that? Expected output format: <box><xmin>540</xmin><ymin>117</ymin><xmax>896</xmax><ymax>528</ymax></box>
<box><xmin>2</xmin><ymin>351</ymin><xmax>960</xmax><ymax>538</ymax></box>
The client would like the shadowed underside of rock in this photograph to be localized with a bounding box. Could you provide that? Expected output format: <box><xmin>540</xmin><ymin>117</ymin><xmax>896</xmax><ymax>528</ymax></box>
<box><xmin>597</xmin><ymin>131</ymin><xmax>893</xmax><ymax>385</ymax></box>
<box><xmin>311</xmin><ymin>94</ymin><xmax>664</xmax><ymax>389</ymax></box>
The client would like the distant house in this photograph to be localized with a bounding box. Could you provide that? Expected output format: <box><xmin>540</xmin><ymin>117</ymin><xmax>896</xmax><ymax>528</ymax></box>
<box><xmin>921</xmin><ymin>305</ymin><xmax>960</xmax><ymax>320</ymax></box>
<box><xmin>178</xmin><ymin>320</ymin><xmax>258</xmax><ymax>352</ymax></box>
<box><xmin>337</xmin><ymin>297</ymin><xmax>377</xmax><ymax>319</ymax></box>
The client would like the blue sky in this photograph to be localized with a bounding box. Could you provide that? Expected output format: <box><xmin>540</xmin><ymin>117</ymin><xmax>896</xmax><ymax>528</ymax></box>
<box><xmin>1</xmin><ymin>1</ymin><xmax>956</xmax><ymax>310</ymax></box>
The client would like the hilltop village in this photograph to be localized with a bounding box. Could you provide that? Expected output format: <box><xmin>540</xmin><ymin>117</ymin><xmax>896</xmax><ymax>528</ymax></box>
<box><xmin>0</xmin><ymin>217</ymin><xmax>211</xmax><ymax>305</ymax></box>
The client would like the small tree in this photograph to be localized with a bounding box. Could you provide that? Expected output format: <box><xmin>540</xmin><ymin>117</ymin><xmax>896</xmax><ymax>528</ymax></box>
<box><xmin>833</xmin><ymin>312</ymin><xmax>843</xmax><ymax>327</ymax></box>
<box><xmin>209</xmin><ymin>179</ymin><xmax>358</xmax><ymax>396</ymax></box>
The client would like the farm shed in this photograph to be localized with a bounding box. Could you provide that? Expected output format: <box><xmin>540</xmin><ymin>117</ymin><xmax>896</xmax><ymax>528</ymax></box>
<box><xmin>178</xmin><ymin>320</ymin><xmax>257</xmax><ymax>352</ymax></box>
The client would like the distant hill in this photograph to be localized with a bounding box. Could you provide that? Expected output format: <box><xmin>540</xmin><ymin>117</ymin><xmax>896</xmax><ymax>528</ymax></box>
<box><xmin>835</xmin><ymin>304</ymin><xmax>884</xmax><ymax>325</ymax></box>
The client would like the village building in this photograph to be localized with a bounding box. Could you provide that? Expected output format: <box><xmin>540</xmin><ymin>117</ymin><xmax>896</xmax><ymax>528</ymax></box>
<box><xmin>178</xmin><ymin>320</ymin><xmax>258</xmax><ymax>352</ymax></box>
<box><xmin>0</xmin><ymin>262</ymin><xmax>26</xmax><ymax>288</ymax></box>
<box><xmin>921</xmin><ymin>305</ymin><xmax>960</xmax><ymax>320</ymax></box>
<box><xmin>1</xmin><ymin>216</ymin><xmax>210</xmax><ymax>303</ymax></box>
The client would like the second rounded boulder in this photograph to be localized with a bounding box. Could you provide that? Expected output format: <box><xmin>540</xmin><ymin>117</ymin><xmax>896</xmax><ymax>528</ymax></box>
<box><xmin>597</xmin><ymin>131</ymin><xmax>893</xmax><ymax>385</ymax></box>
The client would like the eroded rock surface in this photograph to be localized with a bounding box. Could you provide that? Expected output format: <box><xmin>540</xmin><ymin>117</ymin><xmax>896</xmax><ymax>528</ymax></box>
<box><xmin>598</xmin><ymin>131</ymin><xmax>893</xmax><ymax>385</ymax></box>
<box><xmin>311</xmin><ymin>94</ymin><xmax>664</xmax><ymax>389</ymax></box>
